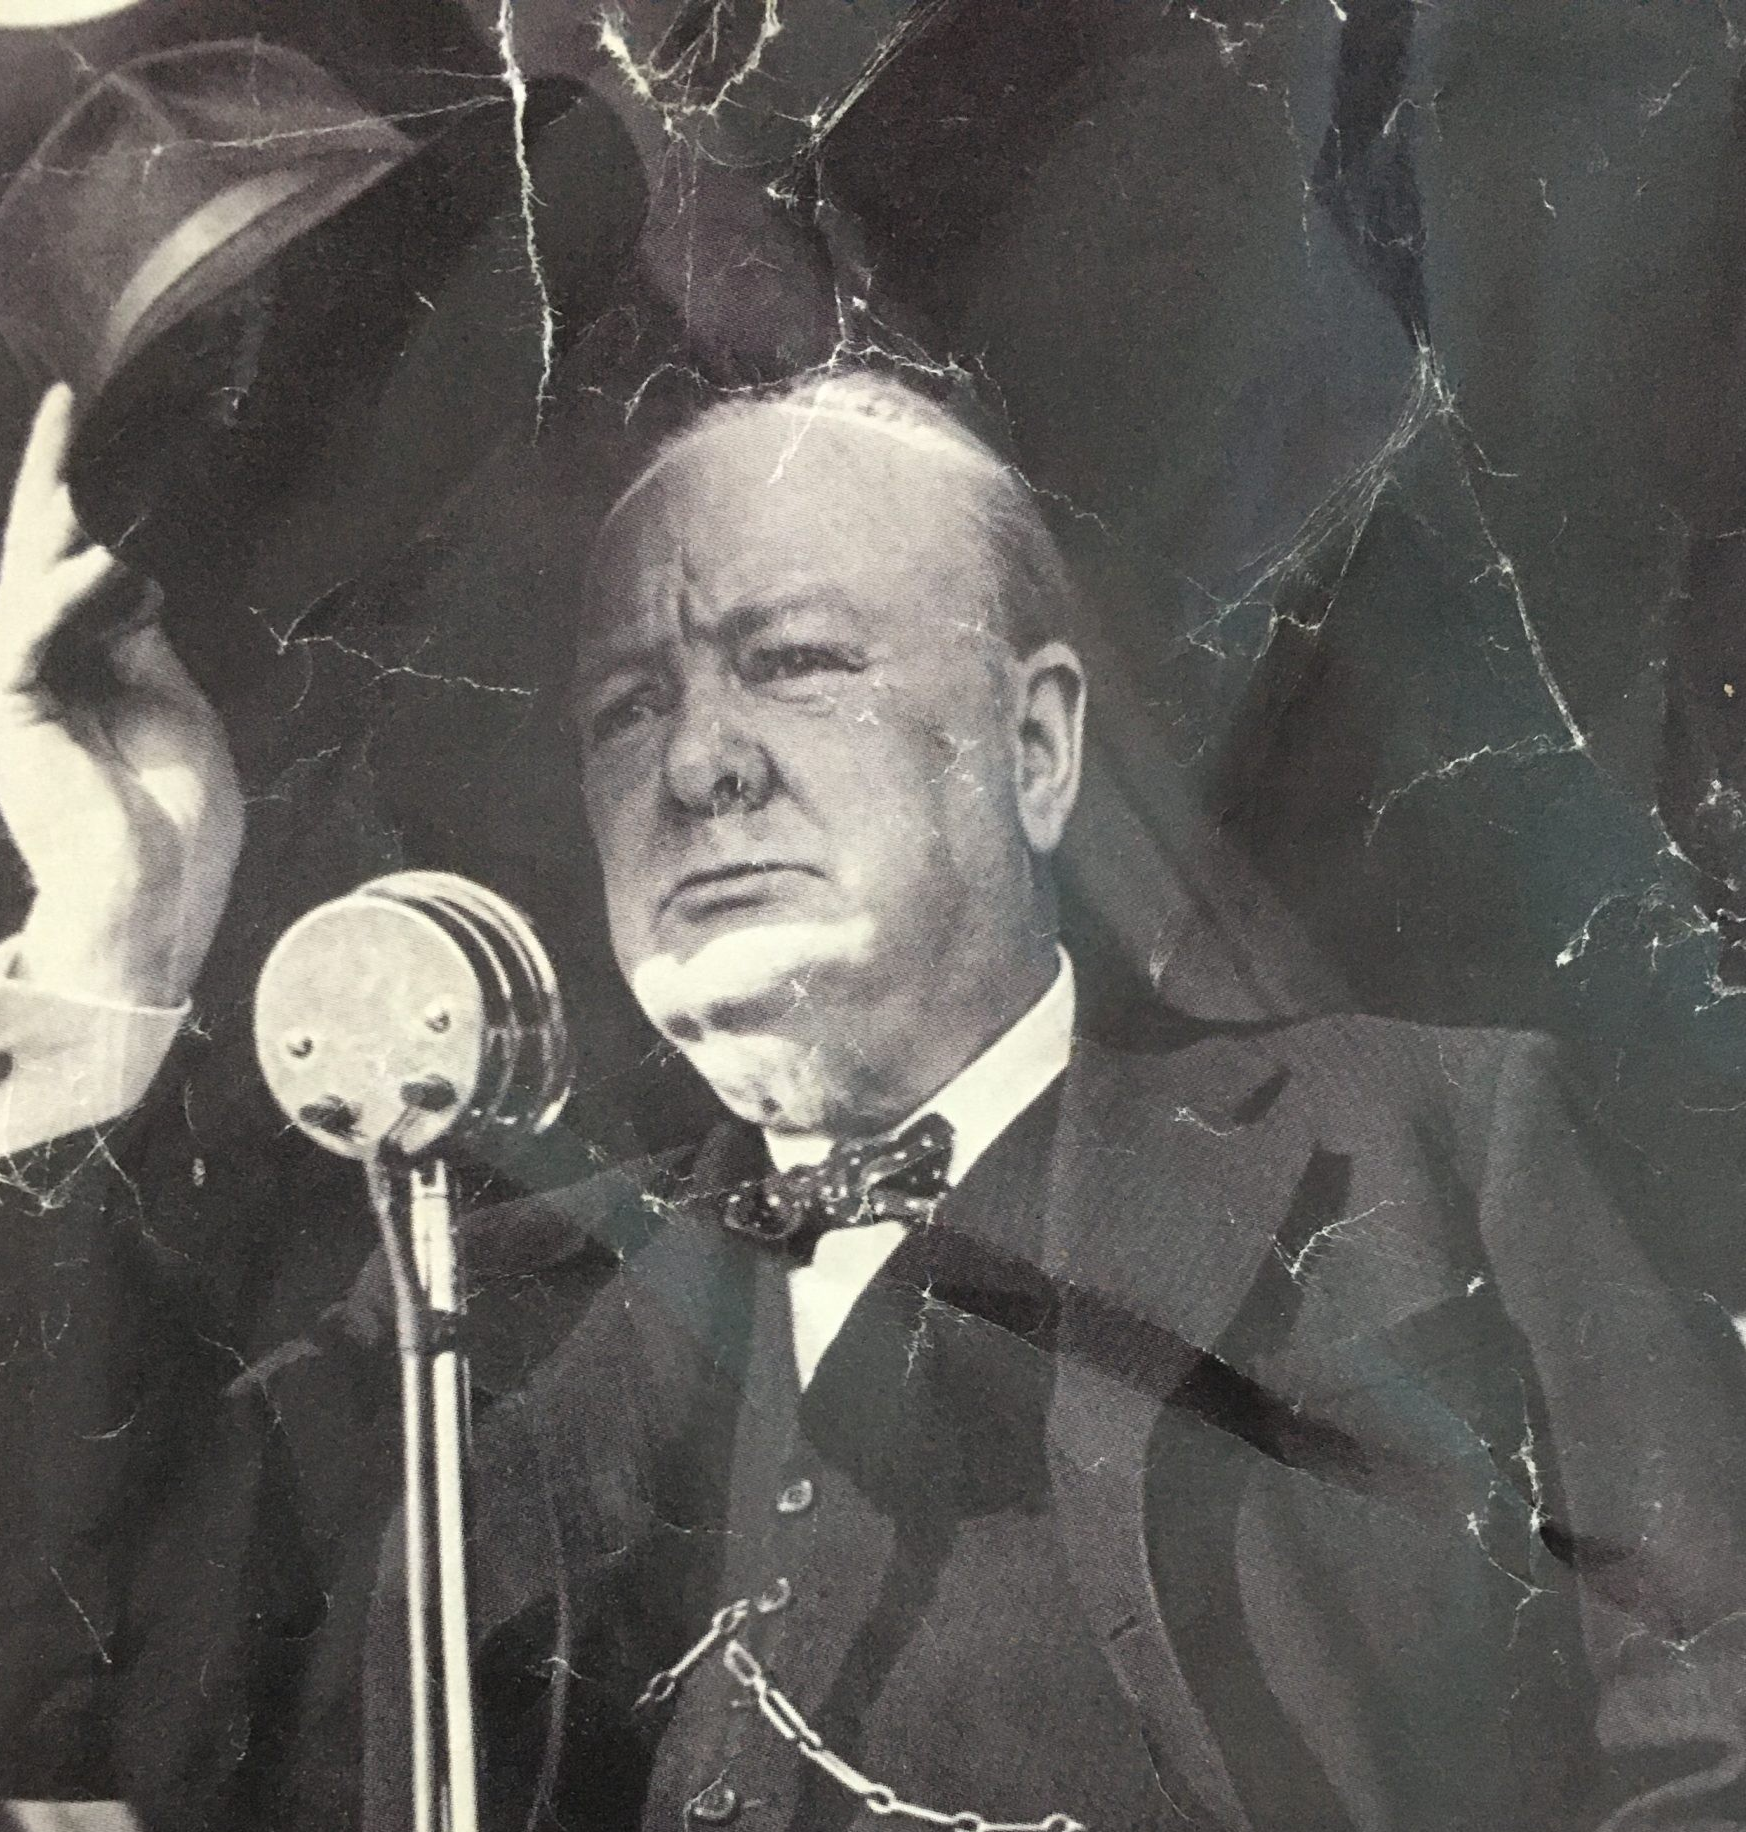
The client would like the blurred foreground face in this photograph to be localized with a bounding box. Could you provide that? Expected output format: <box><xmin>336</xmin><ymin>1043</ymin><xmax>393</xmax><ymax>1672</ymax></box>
<box><xmin>575</xmin><ymin>403</ymin><xmax>1065</xmax><ymax>1130</ymax></box>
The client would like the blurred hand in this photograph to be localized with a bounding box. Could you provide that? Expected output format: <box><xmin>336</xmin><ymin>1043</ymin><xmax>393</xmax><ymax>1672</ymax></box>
<box><xmin>0</xmin><ymin>384</ymin><xmax>242</xmax><ymax>1006</ymax></box>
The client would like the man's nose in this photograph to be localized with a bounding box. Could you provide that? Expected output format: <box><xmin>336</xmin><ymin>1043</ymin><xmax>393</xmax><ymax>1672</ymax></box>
<box><xmin>662</xmin><ymin>682</ymin><xmax>773</xmax><ymax>817</ymax></box>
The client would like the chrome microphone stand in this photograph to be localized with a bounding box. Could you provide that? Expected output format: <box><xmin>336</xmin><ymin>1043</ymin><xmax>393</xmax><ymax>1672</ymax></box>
<box><xmin>255</xmin><ymin>873</ymin><xmax>573</xmax><ymax>1832</ymax></box>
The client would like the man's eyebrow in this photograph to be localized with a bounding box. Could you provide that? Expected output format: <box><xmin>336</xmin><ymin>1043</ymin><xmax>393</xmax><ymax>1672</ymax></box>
<box><xmin>712</xmin><ymin>591</ymin><xmax>866</xmax><ymax>640</ymax></box>
<box><xmin>577</xmin><ymin>588</ymin><xmax>867</xmax><ymax>681</ymax></box>
<box><xmin>574</xmin><ymin>611</ymin><xmax>676</xmax><ymax>681</ymax></box>
<box><xmin>577</xmin><ymin>631</ymin><xmax>663</xmax><ymax>678</ymax></box>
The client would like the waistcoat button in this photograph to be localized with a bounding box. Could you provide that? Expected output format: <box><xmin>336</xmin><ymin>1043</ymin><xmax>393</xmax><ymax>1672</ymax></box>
<box><xmin>776</xmin><ymin>1477</ymin><xmax>815</xmax><ymax>1515</ymax></box>
<box><xmin>756</xmin><ymin>1576</ymin><xmax>792</xmax><ymax>1613</ymax></box>
<box><xmin>688</xmin><ymin>1778</ymin><xmax>740</xmax><ymax>1824</ymax></box>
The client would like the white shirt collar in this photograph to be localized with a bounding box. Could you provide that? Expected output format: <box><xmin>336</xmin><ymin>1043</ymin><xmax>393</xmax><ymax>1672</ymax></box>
<box><xmin>763</xmin><ymin>948</ymin><xmax>1075</xmax><ymax>1184</ymax></box>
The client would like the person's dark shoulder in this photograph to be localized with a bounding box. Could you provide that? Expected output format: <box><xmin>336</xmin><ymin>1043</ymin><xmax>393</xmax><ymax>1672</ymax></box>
<box><xmin>1087</xmin><ymin>1007</ymin><xmax>1547</xmax><ymax>1182</ymax></box>
<box><xmin>1258</xmin><ymin>1009</ymin><xmax>1532</xmax><ymax>1103</ymax></box>
<box><xmin>451</xmin><ymin>1138</ymin><xmax>739</xmax><ymax>1396</ymax></box>
<box><xmin>238</xmin><ymin>1137</ymin><xmax>707</xmax><ymax>1417</ymax></box>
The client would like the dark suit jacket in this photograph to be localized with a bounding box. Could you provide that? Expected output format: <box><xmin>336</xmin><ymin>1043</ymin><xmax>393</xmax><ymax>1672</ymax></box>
<box><xmin>348</xmin><ymin>1014</ymin><xmax>1746</xmax><ymax>1832</ymax></box>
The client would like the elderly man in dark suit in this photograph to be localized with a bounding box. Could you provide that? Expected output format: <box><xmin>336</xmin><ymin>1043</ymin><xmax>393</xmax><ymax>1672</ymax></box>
<box><xmin>355</xmin><ymin>374</ymin><xmax>1746</xmax><ymax>1831</ymax></box>
<box><xmin>5</xmin><ymin>370</ymin><xmax>1746</xmax><ymax>1831</ymax></box>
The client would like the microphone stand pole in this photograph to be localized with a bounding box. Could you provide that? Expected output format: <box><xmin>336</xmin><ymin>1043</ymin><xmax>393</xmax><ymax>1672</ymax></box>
<box><xmin>255</xmin><ymin>869</ymin><xmax>573</xmax><ymax>1832</ymax></box>
<box><xmin>368</xmin><ymin>1148</ymin><xmax>481</xmax><ymax>1832</ymax></box>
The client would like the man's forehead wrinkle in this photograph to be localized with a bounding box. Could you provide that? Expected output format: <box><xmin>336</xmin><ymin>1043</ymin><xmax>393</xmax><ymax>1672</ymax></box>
<box><xmin>614</xmin><ymin>525</ymin><xmax>689</xmax><ymax>627</ymax></box>
<box><xmin>676</xmin><ymin>545</ymin><xmax>706</xmax><ymax>642</ymax></box>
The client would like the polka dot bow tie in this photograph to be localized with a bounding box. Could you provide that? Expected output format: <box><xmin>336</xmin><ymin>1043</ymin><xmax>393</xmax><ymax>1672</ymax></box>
<box><xmin>722</xmin><ymin>1114</ymin><xmax>955</xmax><ymax>1260</ymax></box>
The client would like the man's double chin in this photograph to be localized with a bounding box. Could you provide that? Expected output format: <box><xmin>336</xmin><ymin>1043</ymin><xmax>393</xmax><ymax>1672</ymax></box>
<box><xmin>673</xmin><ymin>1022</ymin><xmax>841</xmax><ymax>1131</ymax></box>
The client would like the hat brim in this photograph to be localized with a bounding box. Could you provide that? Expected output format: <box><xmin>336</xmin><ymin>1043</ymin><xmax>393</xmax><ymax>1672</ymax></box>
<box><xmin>98</xmin><ymin>151</ymin><xmax>408</xmax><ymax>393</ymax></box>
<box><xmin>65</xmin><ymin>77</ymin><xmax>646</xmax><ymax>615</ymax></box>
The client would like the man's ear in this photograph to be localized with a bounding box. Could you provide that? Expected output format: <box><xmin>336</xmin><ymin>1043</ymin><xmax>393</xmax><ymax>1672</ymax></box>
<box><xmin>1010</xmin><ymin>640</ymin><xmax>1086</xmax><ymax>855</ymax></box>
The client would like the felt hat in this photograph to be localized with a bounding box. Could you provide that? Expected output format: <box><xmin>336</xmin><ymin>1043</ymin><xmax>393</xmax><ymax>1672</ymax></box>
<box><xmin>0</xmin><ymin>39</ymin><xmax>647</xmax><ymax>616</ymax></box>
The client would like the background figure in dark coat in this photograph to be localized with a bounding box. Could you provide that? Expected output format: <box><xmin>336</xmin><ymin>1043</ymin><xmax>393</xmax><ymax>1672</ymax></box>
<box><xmin>4</xmin><ymin>367</ymin><xmax>1746</xmax><ymax>1831</ymax></box>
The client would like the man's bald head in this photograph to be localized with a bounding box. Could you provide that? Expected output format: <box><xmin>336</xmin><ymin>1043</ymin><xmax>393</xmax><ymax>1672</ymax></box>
<box><xmin>591</xmin><ymin>371</ymin><xmax>1077</xmax><ymax>655</ymax></box>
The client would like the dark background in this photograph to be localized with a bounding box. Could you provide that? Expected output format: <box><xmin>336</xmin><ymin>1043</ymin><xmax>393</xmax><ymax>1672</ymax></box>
<box><xmin>4</xmin><ymin>0</ymin><xmax>1745</xmax><ymax>1339</ymax></box>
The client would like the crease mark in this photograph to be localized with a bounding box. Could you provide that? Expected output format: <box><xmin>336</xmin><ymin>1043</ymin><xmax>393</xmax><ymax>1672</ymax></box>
<box><xmin>497</xmin><ymin>0</ymin><xmax>557</xmax><ymax>413</ymax></box>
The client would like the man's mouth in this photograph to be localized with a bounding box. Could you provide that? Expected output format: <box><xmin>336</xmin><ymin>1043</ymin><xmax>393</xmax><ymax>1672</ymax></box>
<box><xmin>660</xmin><ymin>862</ymin><xmax>824</xmax><ymax>916</ymax></box>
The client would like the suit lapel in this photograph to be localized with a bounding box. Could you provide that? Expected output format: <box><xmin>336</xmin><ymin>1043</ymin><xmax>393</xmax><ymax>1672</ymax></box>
<box><xmin>1041</xmin><ymin>1029</ymin><xmax>1313</xmax><ymax>1354</ymax></box>
<box><xmin>1041</xmin><ymin>1029</ymin><xmax>1316</xmax><ymax>1832</ymax></box>
<box><xmin>469</xmin><ymin>1118</ymin><xmax>769</xmax><ymax>1638</ymax></box>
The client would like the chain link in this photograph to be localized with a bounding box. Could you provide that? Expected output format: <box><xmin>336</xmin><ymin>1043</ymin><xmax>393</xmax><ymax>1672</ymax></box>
<box><xmin>634</xmin><ymin>1599</ymin><xmax>750</xmax><ymax>1709</ymax></box>
<box><xmin>637</xmin><ymin>1601</ymin><xmax>1085</xmax><ymax>1832</ymax></box>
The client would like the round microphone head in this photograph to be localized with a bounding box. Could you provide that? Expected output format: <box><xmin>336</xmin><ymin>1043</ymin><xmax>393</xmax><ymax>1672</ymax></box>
<box><xmin>254</xmin><ymin>871</ymin><xmax>572</xmax><ymax>1159</ymax></box>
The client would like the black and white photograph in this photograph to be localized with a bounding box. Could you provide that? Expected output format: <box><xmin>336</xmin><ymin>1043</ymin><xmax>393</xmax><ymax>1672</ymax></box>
<box><xmin>4</xmin><ymin>3</ymin><xmax>1746</xmax><ymax>1828</ymax></box>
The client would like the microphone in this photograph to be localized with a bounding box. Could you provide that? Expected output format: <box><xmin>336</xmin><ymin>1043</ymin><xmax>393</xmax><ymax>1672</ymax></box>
<box><xmin>254</xmin><ymin>870</ymin><xmax>572</xmax><ymax>1161</ymax></box>
<box><xmin>254</xmin><ymin>872</ymin><xmax>573</xmax><ymax>1832</ymax></box>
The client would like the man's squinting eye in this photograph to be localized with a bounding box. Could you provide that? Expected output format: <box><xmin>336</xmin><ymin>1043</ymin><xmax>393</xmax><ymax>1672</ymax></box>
<box><xmin>741</xmin><ymin>642</ymin><xmax>866</xmax><ymax>687</ymax></box>
<box><xmin>588</xmin><ymin>682</ymin><xmax>666</xmax><ymax>745</ymax></box>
